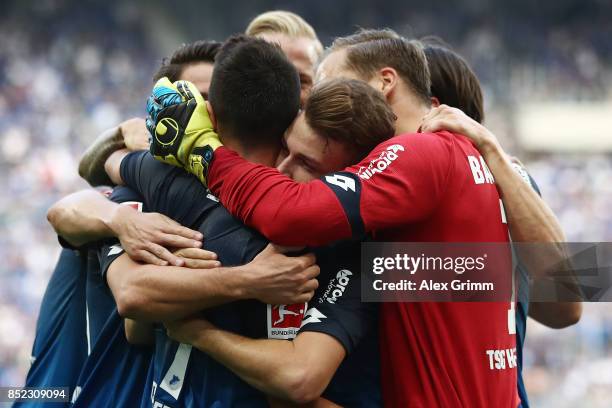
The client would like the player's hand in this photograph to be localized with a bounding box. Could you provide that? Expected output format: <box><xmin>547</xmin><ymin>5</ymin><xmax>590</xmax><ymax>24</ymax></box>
<box><xmin>165</xmin><ymin>316</ymin><xmax>216</xmax><ymax>345</ymax></box>
<box><xmin>109</xmin><ymin>205</ymin><xmax>204</xmax><ymax>266</ymax></box>
<box><xmin>420</xmin><ymin>104</ymin><xmax>500</xmax><ymax>151</ymax></box>
<box><xmin>119</xmin><ymin>117</ymin><xmax>150</xmax><ymax>151</ymax></box>
<box><xmin>146</xmin><ymin>77</ymin><xmax>222</xmax><ymax>186</ymax></box>
<box><xmin>173</xmin><ymin>248</ymin><xmax>220</xmax><ymax>269</ymax></box>
<box><xmin>244</xmin><ymin>244</ymin><xmax>320</xmax><ymax>305</ymax></box>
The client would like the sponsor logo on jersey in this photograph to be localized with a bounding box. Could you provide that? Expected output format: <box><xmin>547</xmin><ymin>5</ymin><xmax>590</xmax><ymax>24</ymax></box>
<box><xmin>267</xmin><ymin>303</ymin><xmax>307</xmax><ymax>339</ymax></box>
<box><xmin>320</xmin><ymin>269</ymin><xmax>353</xmax><ymax>304</ymax></box>
<box><xmin>357</xmin><ymin>144</ymin><xmax>405</xmax><ymax>180</ymax></box>
<box><xmin>107</xmin><ymin>244</ymin><xmax>124</xmax><ymax>256</ymax></box>
<box><xmin>486</xmin><ymin>347</ymin><xmax>517</xmax><ymax>370</ymax></box>
<box><xmin>300</xmin><ymin>307</ymin><xmax>327</xmax><ymax>327</ymax></box>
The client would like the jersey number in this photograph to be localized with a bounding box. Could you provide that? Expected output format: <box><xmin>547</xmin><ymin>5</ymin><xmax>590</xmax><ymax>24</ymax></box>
<box><xmin>325</xmin><ymin>174</ymin><xmax>356</xmax><ymax>192</ymax></box>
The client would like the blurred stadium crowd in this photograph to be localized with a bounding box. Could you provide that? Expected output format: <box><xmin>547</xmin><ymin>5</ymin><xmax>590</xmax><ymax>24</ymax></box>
<box><xmin>0</xmin><ymin>1</ymin><xmax>610</xmax><ymax>407</ymax></box>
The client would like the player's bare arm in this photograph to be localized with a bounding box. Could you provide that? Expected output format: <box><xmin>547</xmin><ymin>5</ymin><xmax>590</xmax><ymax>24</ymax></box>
<box><xmin>107</xmin><ymin>244</ymin><xmax>319</xmax><ymax>322</ymax></box>
<box><xmin>123</xmin><ymin>247</ymin><xmax>222</xmax><ymax>345</ymax></box>
<box><xmin>47</xmin><ymin>189</ymin><xmax>203</xmax><ymax>265</ymax></box>
<box><xmin>79</xmin><ymin>118</ymin><xmax>149</xmax><ymax>186</ymax></box>
<box><xmin>421</xmin><ymin>105</ymin><xmax>582</xmax><ymax>327</ymax></box>
<box><xmin>165</xmin><ymin>316</ymin><xmax>344</xmax><ymax>404</ymax></box>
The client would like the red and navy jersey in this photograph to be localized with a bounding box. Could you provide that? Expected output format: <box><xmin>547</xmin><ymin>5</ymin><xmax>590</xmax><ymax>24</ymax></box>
<box><xmin>206</xmin><ymin>131</ymin><xmax>519</xmax><ymax>407</ymax></box>
<box><xmin>119</xmin><ymin>151</ymin><xmax>380</xmax><ymax>407</ymax></box>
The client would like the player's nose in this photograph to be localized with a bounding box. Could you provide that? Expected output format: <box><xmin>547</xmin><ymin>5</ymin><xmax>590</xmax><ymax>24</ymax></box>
<box><xmin>276</xmin><ymin>157</ymin><xmax>293</xmax><ymax>178</ymax></box>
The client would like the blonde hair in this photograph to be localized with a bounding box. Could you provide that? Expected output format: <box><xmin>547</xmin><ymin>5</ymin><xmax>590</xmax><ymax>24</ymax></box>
<box><xmin>246</xmin><ymin>10</ymin><xmax>323</xmax><ymax>56</ymax></box>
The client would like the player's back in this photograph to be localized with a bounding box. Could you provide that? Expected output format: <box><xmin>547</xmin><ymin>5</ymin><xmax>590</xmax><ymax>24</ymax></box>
<box><xmin>15</xmin><ymin>249</ymin><xmax>88</xmax><ymax>408</ymax></box>
<box><xmin>377</xmin><ymin>132</ymin><xmax>519</xmax><ymax>407</ymax></box>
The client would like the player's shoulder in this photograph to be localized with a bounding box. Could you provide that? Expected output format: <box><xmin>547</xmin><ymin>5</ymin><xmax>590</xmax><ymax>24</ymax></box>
<box><xmin>382</xmin><ymin>130</ymin><xmax>457</xmax><ymax>152</ymax></box>
<box><xmin>108</xmin><ymin>185</ymin><xmax>145</xmax><ymax>206</ymax></box>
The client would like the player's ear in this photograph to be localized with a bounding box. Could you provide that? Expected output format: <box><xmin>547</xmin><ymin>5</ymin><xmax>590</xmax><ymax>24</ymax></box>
<box><xmin>206</xmin><ymin>101</ymin><xmax>217</xmax><ymax>130</ymax></box>
<box><xmin>431</xmin><ymin>96</ymin><xmax>440</xmax><ymax>107</ymax></box>
<box><xmin>379</xmin><ymin>67</ymin><xmax>399</xmax><ymax>98</ymax></box>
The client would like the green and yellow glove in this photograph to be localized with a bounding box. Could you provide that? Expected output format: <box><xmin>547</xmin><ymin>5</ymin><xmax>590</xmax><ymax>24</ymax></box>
<box><xmin>146</xmin><ymin>77</ymin><xmax>222</xmax><ymax>186</ymax></box>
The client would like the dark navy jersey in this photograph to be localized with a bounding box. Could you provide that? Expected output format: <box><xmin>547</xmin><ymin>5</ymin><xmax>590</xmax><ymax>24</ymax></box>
<box><xmin>299</xmin><ymin>242</ymin><xmax>380</xmax><ymax>407</ymax></box>
<box><xmin>120</xmin><ymin>151</ymin><xmax>380</xmax><ymax>407</ymax></box>
<box><xmin>512</xmin><ymin>162</ymin><xmax>542</xmax><ymax>408</ymax></box>
<box><xmin>14</xmin><ymin>249</ymin><xmax>88</xmax><ymax>408</ymax></box>
<box><xmin>70</xmin><ymin>186</ymin><xmax>153</xmax><ymax>408</ymax></box>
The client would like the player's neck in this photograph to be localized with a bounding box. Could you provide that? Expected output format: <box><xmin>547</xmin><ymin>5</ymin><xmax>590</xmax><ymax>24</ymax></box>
<box><xmin>223</xmin><ymin>136</ymin><xmax>279</xmax><ymax>166</ymax></box>
<box><xmin>390</xmin><ymin>91</ymin><xmax>431</xmax><ymax>135</ymax></box>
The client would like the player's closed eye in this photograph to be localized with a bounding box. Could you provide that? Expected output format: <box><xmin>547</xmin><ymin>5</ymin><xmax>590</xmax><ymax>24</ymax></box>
<box><xmin>300</xmin><ymin>158</ymin><xmax>317</xmax><ymax>174</ymax></box>
<box><xmin>299</xmin><ymin>74</ymin><xmax>312</xmax><ymax>89</ymax></box>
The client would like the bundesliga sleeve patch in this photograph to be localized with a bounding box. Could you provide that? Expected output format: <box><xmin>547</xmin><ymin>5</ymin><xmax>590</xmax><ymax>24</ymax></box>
<box><xmin>120</xmin><ymin>201</ymin><xmax>143</xmax><ymax>212</ymax></box>
<box><xmin>267</xmin><ymin>303</ymin><xmax>307</xmax><ymax>340</ymax></box>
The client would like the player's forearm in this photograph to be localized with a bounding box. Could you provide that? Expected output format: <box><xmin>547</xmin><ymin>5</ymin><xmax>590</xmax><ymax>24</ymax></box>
<box><xmin>79</xmin><ymin>126</ymin><xmax>126</xmax><ymax>186</ymax></box>
<box><xmin>189</xmin><ymin>327</ymin><xmax>319</xmax><ymax>403</ymax></box>
<box><xmin>478</xmin><ymin>138</ymin><xmax>574</xmax><ymax>281</ymax></box>
<box><xmin>480</xmin><ymin>140</ymin><xmax>564</xmax><ymax>243</ymax></box>
<box><xmin>114</xmin><ymin>263</ymin><xmax>251</xmax><ymax>321</ymax></box>
<box><xmin>47</xmin><ymin>189</ymin><xmax>118</xmax><ymax>247</ymax></box>
<box><xmin>528</xmin><ymin>301</ymin><xmax>582</xmax><ymax>329</ymax></box>
<box><xmin>208</xmin><ymin>148</ymin><xmax>351</xmax><ymax>246</ymax></box>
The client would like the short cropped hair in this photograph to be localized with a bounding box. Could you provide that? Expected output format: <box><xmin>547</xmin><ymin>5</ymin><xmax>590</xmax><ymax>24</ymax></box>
<box><xmin>305</xmin><ymin>78</ymin><xmax>396</xmax><ymax>158</ymax></box>
<box><xmin>153</xmin><ymin>40</ymin><xmax>220</xmax><ymax>82</ymax></box>
<box><xmin>246</xmin><ymin>10</ymin><xmax>323</xmax><ymax>56</ymax></box>
<box><xmin>208</xmin><ymin>35</ymin><xmax>301</xmax><ymax>146</ymax></box>
<box><xmin>422</xmin><ymin>37</ymin><xmax>484</xmax><ymax>123</ymax></box>
<box><xmin>330</xmin><ymin>29</ymin><xmax>431</xmax><ymax>105</ymax></box>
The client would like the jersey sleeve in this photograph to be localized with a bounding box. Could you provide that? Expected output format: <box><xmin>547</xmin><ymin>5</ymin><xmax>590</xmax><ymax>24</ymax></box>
<box><xmin>95</xmin><ymin>185</ymin><xmax>147</xmax><ymax>280</ymax></box>
<box><xmin>207</xmin><ymin>132</ymin><xmax>453</xmax><ymax>246</ymax></box>
<box><xmin>120</xmin><ymin>151</ymin><xmax>170</xmax><ymax>211</ymax></box>
<box><xmin>509</xmin><ymin>158</ymin><xmax>542</xmax><ymax>197</ymax></box>
<box><xmin>298</xmin><ymin>244</ymin><xmax>377</xmax><ymax>354</ymax></box>
<box><xmin>120</xmin><ymin>150</ymin><xmax>214</xmax><ymax>227</ymax></box>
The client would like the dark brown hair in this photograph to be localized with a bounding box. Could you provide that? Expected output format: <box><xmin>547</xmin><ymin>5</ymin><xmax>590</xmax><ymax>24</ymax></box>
<box><xmin>305</xmin><ymin>78</ymin><xmax>396</xmax><ymax>159</ymax></box>
<box><xmin>329</xmin><ymin>29</ymin><xmax>432</xmax><ymax>106</ymax></box>
<box><xmin>153</xmin><ymin>40</ymin><xmax>221</xmax><ymax>82</ymax></box>
<box><xmin>422</xmin><ymin>37</ymin><xmax>484</xmax><ymax>123</ymax></box>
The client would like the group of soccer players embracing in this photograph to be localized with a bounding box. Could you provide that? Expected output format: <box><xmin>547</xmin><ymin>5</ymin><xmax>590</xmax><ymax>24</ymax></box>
<box><xmin>19</xmin><ymin>9</ymin><xmax>582</xmax><ymax>408</ymax></box>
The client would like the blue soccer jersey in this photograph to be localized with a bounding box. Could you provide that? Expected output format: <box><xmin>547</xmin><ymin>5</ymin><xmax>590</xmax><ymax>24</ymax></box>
<box><xmin>120</xmin><ymin>151</ymin><xmax>380</xmax><ymax>407</ymax></box>
<box><xmin>14</xmin><ymin>249</ymin><xmax>88</xmax><ymax>408</ymax></box>
<box><xmin>70</xmin><ymin>186</ymin><xmax>153</xmax><ymax>408</ymax></box>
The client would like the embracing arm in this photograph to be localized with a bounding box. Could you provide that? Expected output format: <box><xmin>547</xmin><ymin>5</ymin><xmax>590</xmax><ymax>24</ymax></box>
<box><xmin>47</xmin><ymin>189</ymin><xmax>203</xmax><ymax>265</ymax></box>
<box><xmin>107</xmin><ymin>245</ymin><xmax>319</xmax><ymax>322</ymax></box>
<box><xmin>166</xmin><ymin>318</ymin><xmax>345</xmax><ymax>404</ymax></box>
<box><xmin>207</xmin><ymin>133</ymin><xmax>451</xmax><ymax>246</ymax></box>
<box><xmin>79</xmin><ymin>118</ymin><xmax>150</xmax><ymax>186</ymax></box>
<box><xmin>477</xmin><ymin>147</ymin><xmax>582</xmax><ymax>327</ymax></box>
<box><xmin>79</xmin><ymin>126</ymin><xmax>124</xmax><ymax>186</ymax></box>
<box><xmin>47</xmin><ymin>189</ymin><xmax>118</xmax><ymax>248</ymax></box>
<box><xmin>107</xmin><ymin>253</ymin><xmax>235</xmax><ymax>321</ymax></box>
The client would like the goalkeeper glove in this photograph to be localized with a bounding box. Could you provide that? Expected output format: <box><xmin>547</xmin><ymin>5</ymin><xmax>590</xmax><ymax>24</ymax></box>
<box><xmin>146</xmin><ymin>77</ymin><xmax>222</xmax><ymax>186</ymax></box>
